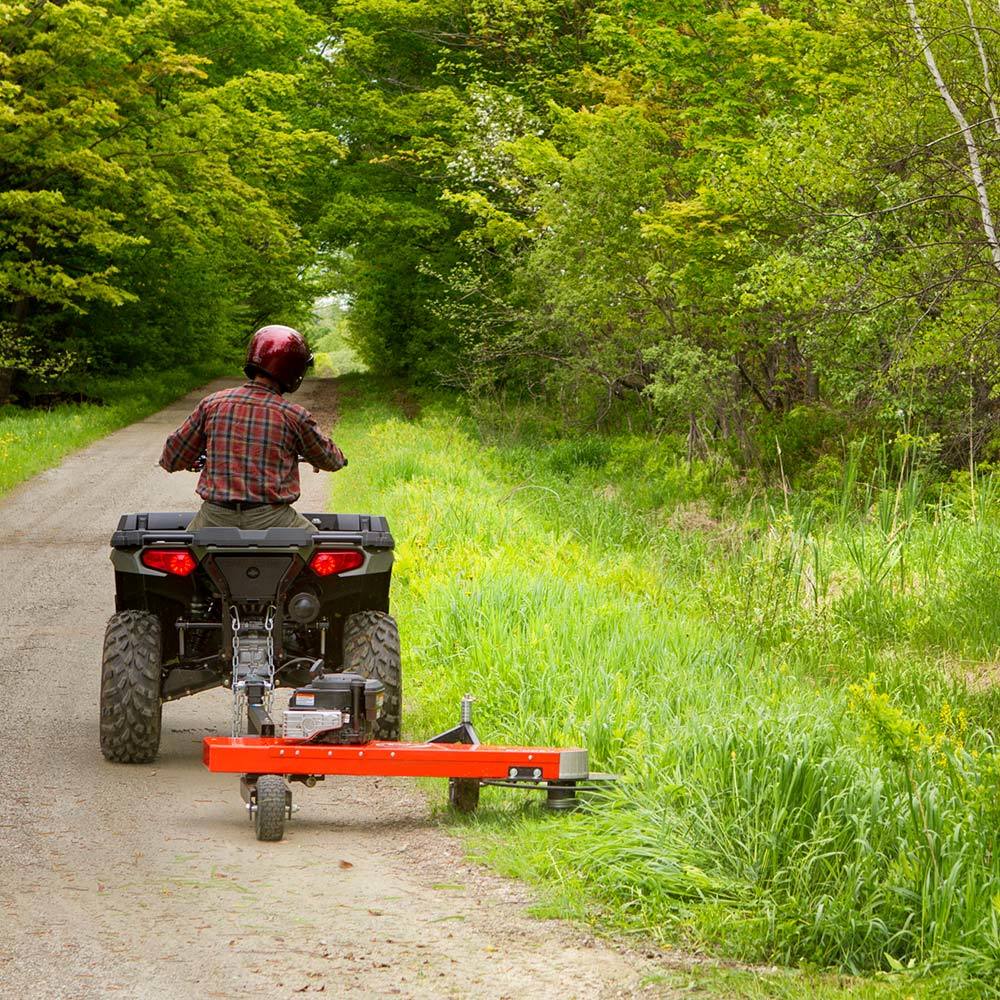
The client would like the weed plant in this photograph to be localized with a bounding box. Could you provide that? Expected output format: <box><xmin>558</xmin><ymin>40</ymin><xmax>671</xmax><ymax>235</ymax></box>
<box><xmin>328</xmin><ymin>376</ymin><xmax>1000</xmax><ymax>996</ymax></box>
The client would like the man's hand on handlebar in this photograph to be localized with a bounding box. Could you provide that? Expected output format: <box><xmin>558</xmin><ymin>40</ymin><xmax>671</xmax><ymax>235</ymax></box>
<box><xmin>302</xmin><ymin>452</ymin><xmax>348</xmax><ymax>473</ymax></box>
<box><xmin>313</xmin><ymin>458</ymin><xmax>349</xmax><ymax>472</ymax></box>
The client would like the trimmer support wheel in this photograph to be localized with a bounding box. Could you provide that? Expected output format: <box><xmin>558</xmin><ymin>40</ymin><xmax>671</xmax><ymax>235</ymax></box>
<box><xmin>448</xmin><ymin>777</ymin><xmax>481</xmax><ymax>814</ymax></box>
<box><xmin>249</xmin><ymin>774</ymin><xmax>291</xmax><ymax>841</ymax></box>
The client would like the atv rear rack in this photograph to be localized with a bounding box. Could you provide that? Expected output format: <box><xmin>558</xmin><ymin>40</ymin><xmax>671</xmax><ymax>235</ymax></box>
<box><xmin>203</xmin><ymin>695</ymin><xmax>616</xmax><ymax>839</ymax></box>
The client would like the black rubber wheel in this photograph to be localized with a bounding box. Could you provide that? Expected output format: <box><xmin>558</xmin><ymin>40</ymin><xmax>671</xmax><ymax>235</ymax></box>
<box><xmin>254</xmin><ymin>775</ymin><xmax>287</xmax><ymax>842</ymax></box>
<box><xmin>342</xmin><ymin>611</ymin><xmax>401</xmax><ymax>740</ymax></box>
<box><xmin>100</xmin><ymin>611</ymin><xmax>163</xmax><ymax>763</ymax></box>
<box><xmin>448</xmin><ymin>778</ymin><xmax>480</xmax><ymax>814</ymax></box>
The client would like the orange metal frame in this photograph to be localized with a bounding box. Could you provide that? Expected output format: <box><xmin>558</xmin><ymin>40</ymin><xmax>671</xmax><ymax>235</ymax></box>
<box><xmin>203</xmin><ymin>736</ymin><xmax>583</xmax><ymax>781</ymax></box>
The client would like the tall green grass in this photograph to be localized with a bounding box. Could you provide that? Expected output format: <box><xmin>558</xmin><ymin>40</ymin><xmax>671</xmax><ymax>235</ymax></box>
<box><xmin>0</xmin><ymin>364</ymin><xmax>226</xmax><ymax>496</ymax></box>
<box><xmin>328</xmin><ymin>375</ymin><xmax>1000</xmax><ymax>998</ymax></box>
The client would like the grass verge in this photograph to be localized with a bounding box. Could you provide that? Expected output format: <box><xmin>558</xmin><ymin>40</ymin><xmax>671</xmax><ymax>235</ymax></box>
<box><xmin>0</xmin><ymin>363</ymin><xmax>227</xmax><ymax>497</ymax></box>
<box><xmin>326</xmin><ymin>373</ymin><xmax>999</xmax><ymax>998</ymax></box>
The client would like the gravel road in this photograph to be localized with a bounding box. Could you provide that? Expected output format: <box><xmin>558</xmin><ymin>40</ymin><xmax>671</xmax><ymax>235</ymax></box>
<box><xmin>0</xmin><ymin>379</ymin><xmax>677</xmax><ymax>1000</ymax></box>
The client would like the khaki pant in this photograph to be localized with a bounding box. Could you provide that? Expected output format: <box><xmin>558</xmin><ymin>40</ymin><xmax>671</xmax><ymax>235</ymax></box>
<box><xmin>188</xmin><ymin>501</ymin><xmax>317</xmax><ymax>533</ymax></box>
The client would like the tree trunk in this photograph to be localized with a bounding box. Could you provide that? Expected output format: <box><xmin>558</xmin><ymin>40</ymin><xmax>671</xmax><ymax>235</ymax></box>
<box><xmin>963</xmin><ymin>0</ymin><xmax>1000</xmax><ymax>139</ymax></box>
<box><xmin>906</xmin><ymin>0</ymin><xmax>1000</xmax><ymax>276</ymax></box>
<box><xmin>806</xmin><ymin>365</ymin><xmax>820</xmax><ymax>403</ymax></box>
<box><xmin>787</xmin><ymin>336</ymin><xmax>820</xmax><ymax>404</ymax></box>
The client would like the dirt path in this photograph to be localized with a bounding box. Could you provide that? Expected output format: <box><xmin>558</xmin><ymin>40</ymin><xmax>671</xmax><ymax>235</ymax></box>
<box><xmin>0</xmin><ymin>379</ymin><xmax>678</xmax><ymax>1000</ymax></box>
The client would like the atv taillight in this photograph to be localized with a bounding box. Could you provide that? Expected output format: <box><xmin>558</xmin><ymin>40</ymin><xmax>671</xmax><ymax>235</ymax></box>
<box><xmin>141</xmin><ymin>548</ymin><xmax>198</xmax><ymax>576</ymax></box>
<box><xmin>309</xmin><ymin>549</ymin><xmax>364</xmax><ymax>576</ymax></box>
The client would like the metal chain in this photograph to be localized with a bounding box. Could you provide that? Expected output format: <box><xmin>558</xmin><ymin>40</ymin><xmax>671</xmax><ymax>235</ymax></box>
<box><xmin>230</xmin><ymin>605</ymin><xmax>242</xmax><ymax>663</ymax></box>
<box><xmin>228</xmin><ymin>605</ymin><xmax>277</xmax><ymax>736</ymax></box>
<box><xmin>230</xmin><ymin>605</ymin><xmax>243</xmax><ymax>737</ymax></box>
<box><xmin>231</xmin><ymin>688</ymin><xmax>247</xmax><ymax>739</ymax></box>
<box><xmin>264</xmin><ymin>605</ymin><xmax>275</xmax><ymax>667</ymax></box>
<box><xmin>263</xmin><ymin>605</ymin><xmax>276</xmax><ymax>716</ymax></box>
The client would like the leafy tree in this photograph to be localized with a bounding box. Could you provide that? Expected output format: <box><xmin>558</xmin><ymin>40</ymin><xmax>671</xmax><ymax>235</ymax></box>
<box><xmin>10</xmin><ymin>0</ymin><xmax>1000</xmax><ymax>467</ymax></box>
<box><xmin>0</xmin><ymin>0</ymin><xmax>335</xmax><ymax>394</ymax></box>
<box><xmin>319</xmin><ymin>0</ymin><xmax>1000</xmax><ymax>463</ymax></box>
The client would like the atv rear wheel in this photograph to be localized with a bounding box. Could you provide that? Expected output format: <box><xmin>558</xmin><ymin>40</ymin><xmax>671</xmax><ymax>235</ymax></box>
<box><xmin>100</xmin><ymin>611</ymin><xmax>163</xmax><ymax>763</ymax></box>
<box><xmin>342</xmin><ymin>611</ymin><xmax>401</xmax><ymax>740</ymax></box>
<box><xmin>254</xmin><ymin>775</ymin><xmax>287</xmax><ymax>841</ymax></box>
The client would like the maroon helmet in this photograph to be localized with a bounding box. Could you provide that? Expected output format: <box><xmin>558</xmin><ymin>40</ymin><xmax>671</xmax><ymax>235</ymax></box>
<box><xmin>244</xmin><ymin>325</ymin><xmax>313</xmax><ymax>393</ymax></box>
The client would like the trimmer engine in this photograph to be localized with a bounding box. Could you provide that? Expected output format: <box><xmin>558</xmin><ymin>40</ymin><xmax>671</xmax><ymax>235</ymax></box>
<box><xmin>283</xmin><ymin>673</ymin><xmax>385</xmax><ymax>743</ymax></box>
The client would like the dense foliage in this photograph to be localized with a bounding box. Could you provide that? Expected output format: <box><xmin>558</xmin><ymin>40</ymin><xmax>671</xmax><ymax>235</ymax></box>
<box><xmin>9</xmin><ymin>0</ymin><xmax>1000</xmax><ymax>462</ymax></box>
<box><xmin>0</xmin><ymin>0</ymin><xmax>334</xmax><ymax>397</ymax></box>
<box><xmin>320</xmin><ymin>0</ymin><xmax>1000</xmax><ymax>466</ymax></box>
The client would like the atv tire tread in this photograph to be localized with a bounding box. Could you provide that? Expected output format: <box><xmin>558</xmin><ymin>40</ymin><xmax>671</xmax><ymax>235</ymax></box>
<box><xmin>342</xmin><ymin>611</ymin><xmax>401</xmax><ymax>740</ymax></box>
<box><xmin>100</xmin><ymin>610</ymin><xmax>163</xmax><ymax>764</ymax></box>
<box><xmin>254</xmin><ymin>775</ymin><xmax>286</xmax><ymax>841</ymax></box>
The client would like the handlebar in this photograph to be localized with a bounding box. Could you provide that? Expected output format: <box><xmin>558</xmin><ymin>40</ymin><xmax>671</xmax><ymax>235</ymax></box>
<box><xmin>178</xmin><ymin>453</ymin><xmax>346</xmax><ymax>472</ymax></box>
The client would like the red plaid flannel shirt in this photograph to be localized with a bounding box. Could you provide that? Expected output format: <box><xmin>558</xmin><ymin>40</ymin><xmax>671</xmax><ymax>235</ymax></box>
<box><xmin>159</xmin><ymin>382</ymin><xmax>345</xmax><ymax>504</ymax></box>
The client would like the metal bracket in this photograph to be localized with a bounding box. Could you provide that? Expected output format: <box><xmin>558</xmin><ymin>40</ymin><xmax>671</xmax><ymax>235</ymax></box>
<box><xmin>246</xmin><ymin>685</ymin><xmax>275</xmax><ymax>736</ymax></box>
<box><xmin>480</xmin><ymin>772</ymin><xmax>619</xmax><ymax>810</ymax></box>
<box><xmin>428</xmin><ymin>694</ymin><xmax>480</xmax><ymax>746</ymax></box>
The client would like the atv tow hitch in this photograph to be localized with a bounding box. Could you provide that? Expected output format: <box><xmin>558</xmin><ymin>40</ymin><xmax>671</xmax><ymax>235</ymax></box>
<box><xmin>203</xmin><ymin>695</ymin><xmax>616</xmax><ymax>840</ymax></box>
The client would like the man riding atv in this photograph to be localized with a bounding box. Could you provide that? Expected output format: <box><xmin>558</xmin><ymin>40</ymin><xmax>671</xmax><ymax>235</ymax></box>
<box><xmin>159</xmin><ymin>325</ymin><xmax>346</xmax><ymax>529</ymax></box>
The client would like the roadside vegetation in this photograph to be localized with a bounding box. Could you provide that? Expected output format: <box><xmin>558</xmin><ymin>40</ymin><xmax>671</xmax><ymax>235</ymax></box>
<box><xmin>0</xmin><ymin>364</ymin><xmax>225</xmax><ymax>496</ymax></box>
<box><xmin>330</xmin><ymin>375</ymin><xmax>1000</xmax><ymax>999</ymax></box>
<box><xmin>1</xmin><ymin>0</ymin><xmax>332</xmax><ymax>395</ymax></box>
<box><xmin>324</xmin><ymin>0</ymin><xmax>1000</xmax><ymax>470</ymax></box>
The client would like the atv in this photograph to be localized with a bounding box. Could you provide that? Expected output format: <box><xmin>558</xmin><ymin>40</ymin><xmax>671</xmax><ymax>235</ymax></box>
<box><xmin>102</xmin><ymin>512</ymin><xmax>399</xmax><ymax>763</ymax></box>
